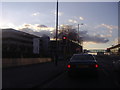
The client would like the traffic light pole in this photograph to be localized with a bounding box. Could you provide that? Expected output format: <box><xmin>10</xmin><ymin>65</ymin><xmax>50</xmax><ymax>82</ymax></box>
<box><xmin>55</xmin><ymin>0</ymin><xmax>58</xmax><ymax>66</ymax></box>
<box><xmin>78</xmin><ymin>24</ymin><xmax>80</xmax><ymax>43</ymax></box>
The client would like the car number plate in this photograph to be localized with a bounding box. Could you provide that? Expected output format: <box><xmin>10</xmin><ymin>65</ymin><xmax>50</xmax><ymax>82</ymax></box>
<box><xmin>77</xmin><ymin>65</ymin><xmax>88</xmax><ymax>68</ymax></box>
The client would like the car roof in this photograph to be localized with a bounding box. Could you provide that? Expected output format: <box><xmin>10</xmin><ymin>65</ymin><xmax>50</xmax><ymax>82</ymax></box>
<box><xmin>73</xmin><ymin>53</ymin><xmax>93</xmax><ymax>56</ymax></box>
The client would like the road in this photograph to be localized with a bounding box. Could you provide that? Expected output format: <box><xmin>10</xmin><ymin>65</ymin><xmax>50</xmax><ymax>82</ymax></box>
<box><xmin>38</xmin><ymin>56</ymin><xmax>120</xmax><ymax>88</ymax></box>
<box><xmin>2</xmin><ymin>61</ymin><xmax>65</xmax><ymax>88</ymax></box>
<box><xmin>2</xmin><ymin>55</ymin><xmax>120</xmax><ymax>88</ymax></box>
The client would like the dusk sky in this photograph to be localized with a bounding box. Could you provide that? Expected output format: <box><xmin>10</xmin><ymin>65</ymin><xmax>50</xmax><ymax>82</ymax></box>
<box><xmin>0</xmin><ymin>1</ymin><xmax>119</xmax><ymax>50</ymax></box>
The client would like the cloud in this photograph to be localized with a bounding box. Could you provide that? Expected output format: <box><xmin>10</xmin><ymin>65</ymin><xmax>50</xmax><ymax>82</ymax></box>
<box><xmin>83</xmin><ymin>41</ymin><xmax>107</xmax><ymax>49</ymax></box>
<box><xmin>37</xmin><ymin>25</ymin><xmax>47</xmax><ymax>28</ymax></box>
<box><xmin>13</xmin><ymin>23</ymin><xmax>110</xmax><ymax>44</ymax></box>
<box><xmin>0</xmin><ymin>22</ymin><xmax>16</xmax><ymax>29</ymax></box>
<box><xmin>91</xmin><ymin>23</ymin><xmax>118</xmax><ymax>38</ymax></box>
<box><xmin>68</xmin><ymin>16</ymin><xmax>84</xmax><ymax>24</ymax></box>
<box><xmin>112</xmin><ymin>38</ymin><xmax>118</xmax><ymax>45</ymax></box>
<box><xmin>16</xmin><ymin>24</ymin><xmax>55</xmax><ymax>37</ymax></box>
<box><xmin>118</xmin><ymin>37</ymin><xmax>120</xmax><ymax>44</ymax></box>
<box><xmin>32</xmin><ymin>12</ymin><xmax>40</xmax><ymax>16</ymax></box>
<box><xmin>102</xmin><ymin>34</ymin><xmax>112</xmax><ymax>37</ymax></box>
<box><xmin>80</xmin><ymin>30</ymin><xmax>109</xmax><ymax>43</ymax></box>
<box><xmin>93</xmin><ymin>34</ymin><xmax>112</xmax><ymax>38</ymax></box>
<box><xmin>95</xmin><ymin>23</ymin><xmax>118</xmax><ymax>30</ymax></box>
<box><xmin>58</xmin><ymin>24</ymin><xmax>109</xmax><ymax>43</ymax></box>
<box><xmin>58</xmin><ymin>24</ymin><xmax>109</xmax><ymax>44</ymax></box>
<box><xmin>68</xmin><ymin>19</ymin><xmax>73</xmax><ymax>23</ymax></box>
<box><xmin>101</xmin><ymin>24</ymin><xmax>118</xmax><ymax>30</ymax></box>
<box><xmin>73</xmin><ymin>20</ymin><xmax>77</xmax><ymax>23</ymax></box>
<box><xmin>79</xmin><ymin>17</ymin><xmax>84</xmax><ymax>20</ymax></box>
<box><xmin>100</xmin><ymin>24</ymin><xmax>117</xmax><ymax>34</ymax></box>
<box><xmin>16</xmin><ymin>24</ymin><xmax>54</xmax><ymax>31</ymax></box>
<box><xmin>19</xmin><ymin>27</ymin><xmax>53</xmax><ymax>37</ymax></box>
<box><xmin>68</xmin><ymin>19</ymin><xmax>78</xmax><ymax>23</ymax></box>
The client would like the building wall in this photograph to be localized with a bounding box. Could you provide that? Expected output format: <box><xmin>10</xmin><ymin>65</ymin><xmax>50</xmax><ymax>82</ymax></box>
<box><xmin>49</xmin><ymin>40</ymin><xmax>83</xmax><ymax>60</ymax></box>
<box><xmin>110</xmin><ymin>47</ymin><xmax>120</xmax><ymax>55</ymax></box>
<box><xmin>2</xmin><ymin>28</ymin><xmax>82</xmax><ymax>59</ymax></box>
<box><xmin>41</xmin><ymin>35</ymin><xmax>50</xmax><ymax>57</ymax></box>
<box><xmin>107</xmin><ymin>44</ymin><xmax>120</xmax><ymax>55</ymax></box>
<box><xmin>3</xmin><ymin>58</ymin><xmax>52</xmax><ymax>68</ymax></box>
<box><xmin>2</xmin><ymin>29</ymin><xmax>50</xmax><ymax>58</ymax></box>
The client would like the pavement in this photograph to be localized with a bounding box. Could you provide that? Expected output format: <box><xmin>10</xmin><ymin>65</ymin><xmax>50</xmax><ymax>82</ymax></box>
<box><xmin>2</xmin><ymin>60</ymin><xmax>67</xmax><ymax>88</ymax></box>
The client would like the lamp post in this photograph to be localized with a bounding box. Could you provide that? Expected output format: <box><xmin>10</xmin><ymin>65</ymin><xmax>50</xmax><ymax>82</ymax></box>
<box><xmin>55</xmin><ymin>0</ymin><xmax>58</xmax><ymax>66</ymax></box>
<box><xmin>78</xmin><ymin>24</ymin><xmax>80</xmax><ymax>43</ymax></box>
<box><xmin>78</xmin><ymin>23</ymin><xmax>83</xmax><ymax>45</ymax></box>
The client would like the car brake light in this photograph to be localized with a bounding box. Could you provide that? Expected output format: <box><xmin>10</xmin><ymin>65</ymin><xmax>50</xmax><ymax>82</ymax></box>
<box><xmin>95</xmin><ymin>64</ymin><xmax>99</xmax><ymax>68</ymax></box>
<box><xmin>67</xmin><ymin>65</ymin><xmax>71</xmax><ymax>68</ymax></box>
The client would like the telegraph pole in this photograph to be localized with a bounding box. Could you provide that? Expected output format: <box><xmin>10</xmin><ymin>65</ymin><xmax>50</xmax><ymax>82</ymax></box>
<box><xmin>55</xmin><ymin>0</ymin><xmax>58</xmax><ymax>66</ymax></box>
<box><xmin>78</xmin><ymin>23</ymin><xmax>83</xmax><ymax>45</ymax></box>
<box><xmin>78</xmin><ymin>23</ymin><xmax>84</xmax><ymax>53</ymax></box>
<box><xmin>78</xmin><ymin>24</ymin><xmax>80</xmax><ymax>43</ymax></box>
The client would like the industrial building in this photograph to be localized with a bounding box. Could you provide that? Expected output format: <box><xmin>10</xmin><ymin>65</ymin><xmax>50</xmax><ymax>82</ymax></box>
<box><xmin>2</xmin><ymin>29</ymin><xmax>50</xmax><ymax>58</ymax></box>
<box><xmin>49</xmin><ymin>40</ymin><xmax>83</xmax><ymax>60</ymax></box>
<box><xmin>107</xmin><ymin>44</ymin><xmax>120</xmax><ymax>55</ymax></box>
<box><xmin>2</xmin><ymin>28</ymin><xmax>83</xmax><ymax>59</ymax></box>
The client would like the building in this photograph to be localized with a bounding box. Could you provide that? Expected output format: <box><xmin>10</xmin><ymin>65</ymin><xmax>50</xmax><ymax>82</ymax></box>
<box><xmin>2</xmin><ymin>28</ymin><xmax>83</xmax><ymax>59</ymax></box>
<box><xmin>49</xmin><ymin>40</ymin><xmax>83</xmax><ymax>60</ymax></box>
<box><xmin>107</xmin><ymin>44</ymin><xmax>120</xmax><ymax>55</ymax></box>
<box><xmin>40</xmin><ymin>35</ymin><xmax>50</xmax><ymax>57</ymax></box>
<box><xmin>2</xmin><ymin>29</ymin><xmax>50</xmax><ymax>58</ymax></box>
<box><xmin>87</xmin><ymin>49</ymin><xmax>106</xmax><ymax>55</ymax></box>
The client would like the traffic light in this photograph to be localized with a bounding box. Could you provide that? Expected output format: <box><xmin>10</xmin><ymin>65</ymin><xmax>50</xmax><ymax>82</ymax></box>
<box><xmin>63</xmin><ymin>36</ymin><xmax>67</xmax><ymax>40</ymax></box>
<box><xmin>62</xmin><ymin>36</ymin><xmax>67</xmax><ymax>45</ymax></box>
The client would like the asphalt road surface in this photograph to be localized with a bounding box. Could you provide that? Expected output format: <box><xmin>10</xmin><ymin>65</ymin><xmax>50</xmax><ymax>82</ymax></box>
<box><xmin>38</xmin><ymin>56</ymin><xmax>120</xmax><ymax>88</ymax></box>
<box><xmin>3</xmin><ymin>55</ymin><xmax>120</xmax><ymax>88</ymax></box>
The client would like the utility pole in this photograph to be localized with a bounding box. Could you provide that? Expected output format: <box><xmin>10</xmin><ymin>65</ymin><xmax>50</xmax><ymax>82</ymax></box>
<box><xmin>55</xmin><ymin>0</ymin><xmax>58</xmax><ymax>66</ymax></box>
<box><xmin>78</xmin><ymin>23</ymin><xmax>84</xmax><ymax>45</ymax></box>
<box><xmin>78</xmin><ymin>23</ymin><xmax>84</xmax><ymax>53</ymax></box>
<box><xmin>78</xmin><ymin>24</ymin><xmax>80</xmax><ymax>43</ymax></box>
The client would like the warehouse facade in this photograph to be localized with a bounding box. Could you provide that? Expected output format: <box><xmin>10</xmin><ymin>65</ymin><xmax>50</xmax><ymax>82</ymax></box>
<box><xmin>2</xmin><ymin>29</ymin><xmax>50</xmax><ymax>58</ymax></box>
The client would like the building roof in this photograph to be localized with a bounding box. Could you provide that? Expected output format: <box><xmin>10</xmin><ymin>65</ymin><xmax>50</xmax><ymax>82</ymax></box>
<box><xmin>108</xmin><ymin>44</ymin><xmax>120</xmax><ymax>49</ymax></box>
<box><xmin>2</xmin><ymin>28</ymin><xmax>41</xmax><ymax>38</ymax></box>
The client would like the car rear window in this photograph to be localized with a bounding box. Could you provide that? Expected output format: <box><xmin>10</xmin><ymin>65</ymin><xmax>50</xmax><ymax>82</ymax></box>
<box><xmin>71</xmin><ymin>55</ymin><xmax>94</xmax><ymax>60</ymax></box>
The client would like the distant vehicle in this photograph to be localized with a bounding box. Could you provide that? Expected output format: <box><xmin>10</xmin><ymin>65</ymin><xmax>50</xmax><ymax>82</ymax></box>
<box><xmin>113</xmin><ymin>60</ymin><xmax>120</xmax><ymax>72</ymax></box>
<box><xmin>66</xmin><ymin>54</ymin><xmax>99</xmax><ymax>77</ymax></box>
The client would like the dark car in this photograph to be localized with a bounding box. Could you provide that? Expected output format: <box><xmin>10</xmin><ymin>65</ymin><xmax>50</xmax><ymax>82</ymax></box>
<box><xmin>67</xmin><ymin>54</ymin><xmax>99</xmax><ymax>77</ymax></box>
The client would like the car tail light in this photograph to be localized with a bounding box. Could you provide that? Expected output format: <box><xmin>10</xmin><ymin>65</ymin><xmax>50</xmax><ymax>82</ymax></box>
<box><xmin>95</xmin><ymin>64</ymin><xmax>99</xmax><ymax>68</ymax></box>
<box><xmin>67</xmin><ymin>64</ymin><xmax>71</xmax><ymax>68</ymax></box>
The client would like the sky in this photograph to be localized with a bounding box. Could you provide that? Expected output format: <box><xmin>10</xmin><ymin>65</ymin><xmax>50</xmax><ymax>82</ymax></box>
<box><xmin>0</xmin><ymin>1</ymin><xmax>119</xmax><ymax>50</ymax></box>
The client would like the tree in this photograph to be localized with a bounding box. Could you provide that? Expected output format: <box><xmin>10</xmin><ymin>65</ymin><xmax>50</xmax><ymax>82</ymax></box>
<box><xmin>58</xmin><ymin>25</ymin><xmax>79</xmax><ymax>42</ymax></box>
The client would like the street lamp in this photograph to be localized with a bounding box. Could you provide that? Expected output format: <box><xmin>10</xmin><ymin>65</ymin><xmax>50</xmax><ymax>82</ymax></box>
<box><xmin>78</xmin><ymin>23</ymin><xmax>83</xmax><ymax>45</ymax></box>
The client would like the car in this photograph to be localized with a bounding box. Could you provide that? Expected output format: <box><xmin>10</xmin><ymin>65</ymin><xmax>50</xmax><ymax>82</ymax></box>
<box><xmin>66</xmin><ymin>54</ymin><xmax>99</xmax><ymax>77</ymax></box>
